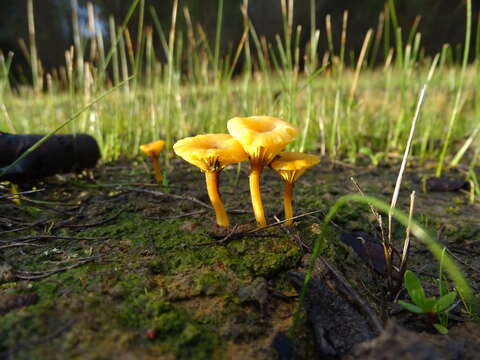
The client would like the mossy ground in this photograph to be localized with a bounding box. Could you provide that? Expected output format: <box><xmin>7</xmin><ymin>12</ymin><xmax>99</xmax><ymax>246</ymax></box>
<box><xmin>1</xmin><ymin>158</ymin><xmax>479</xmax><ymax>359</ymax></box>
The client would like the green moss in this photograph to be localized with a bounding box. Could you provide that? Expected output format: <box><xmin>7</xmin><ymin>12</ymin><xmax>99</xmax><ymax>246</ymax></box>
<box><xmin>0</xmin><ymin>310</ymin><xmax>60</xmax><ymax>355</ymax></box>
<box><xmin>439</xmin><ymin>222</ymin><xmax>480</xmax><ymax>242</ymax></box>
<box><xmin>147</xmin><ymin>259</ymin><xmax>168</xmax><ymax>275</ymax></box>
<box><xmin>77</xmin><ymin>213</ymin><xmax>160</xmax><ymax>245</ymax></box>
<box><xmin>151</xmin><ymin>310</ymin><xmax>222</xmax><ymax>360</ymax></box>
<box><xmin>115</xmin><ymin>274</ymin><xmax>151</xmax><ymax>328</ymax></box>
<box><xmin>226</xmin><ymin>237</ymin><xmax>301</xmax><ymax>277</ymax></box>
<box><xmin>164</xmin><ymin>246</ymin><xmax>230</xmax><ymax>274</ymax></box>
<box><xmin>115</xmin><ymin>286</ymin><xmax>222</xmax><ymax>359</ymax></box>
<box><xmin>194</xmin><ymin>271</ymin><xmax>228</xmax><ymax>296</ymax></box>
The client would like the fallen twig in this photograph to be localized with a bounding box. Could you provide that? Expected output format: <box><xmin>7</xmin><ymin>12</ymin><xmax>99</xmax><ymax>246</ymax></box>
<box><xmin>143</xmin><ymin>210</ymin><xmax>206</xmax><ymax>221</ymax></box>
<box><xmin>63</xmin><ymin>209</ymin><xmax>123</xmax><ymax>229</ymax></box>
<box><xmin>248</xmin><ymin>210</ymin><xmax>325</xmax><ymax>233</ymax></box>
<box><xmin>18</xmin><ymin>198</ymin><xmax>79</xmax><ymax>215</ymax></box>
<box><xmin>118</xmin><ymin>186</ymin><xmax>212</xmax><ymax>209</ymax></box>
<box><xmin>274</xmin><ymin>215</ymin><xmax>311</xmax><ymax>252</ymax></box>
<box><xmin>0</xmin><ymin>235</ymin><xmax>105</xmax><ymax>249</ymax></box>
<box><xmin>193</xmin><ymin>225</ymin><xmax>240</xmax><ymax>247</ymax></box>
<box><xmin>14</xmin><ymin>256</ymin><xmax>99</xmax><ymax>280</ymax></box>
<box><xmin>0</xmin><ymin>219</ymin><xmax>50</xmax><ymax>235</ymax></box>
<box><xmin>0</xmin><ymin>188</ymin><xmax>45</xmax><ymax>199</ymax></box>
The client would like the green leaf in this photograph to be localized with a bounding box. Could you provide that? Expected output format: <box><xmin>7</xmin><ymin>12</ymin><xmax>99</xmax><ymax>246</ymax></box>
<box><xmin>434</xmin><ymin>291</ymin><xmax>457</xmax><ymax>313</ymax></box>
<box><xmin>398</xmin><ymin>300</ymin><xmax>425</xmax><ymax>314</ymax></box>
<box><xmin>404</xmin><ymin>270</ymin><xmax>426</xmax><ymax>307</ymax></box>
<box><xmin>423</xmin><ymin>298</ymin><xmax>436</xmax><ymax>312</ymax></box>
<box><xmin>359</xmin><ymin>147</ymin><xmax>373</xmax><ymax>157</ymax></box>
<box><xmin>433</xmin><ymin>323</ymin><xmax>449</xmax><ymax>334</ymax></box>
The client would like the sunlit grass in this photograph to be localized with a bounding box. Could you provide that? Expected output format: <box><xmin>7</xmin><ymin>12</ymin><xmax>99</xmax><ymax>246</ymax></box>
<box><xmin>0</xmin><ymin>0</ymin><xmax>478</xmax><ymax>171</ymax></box>
<box><xmin>1</xmin><ymin>66</ymin><xmax>478</xmax><ymax>166</ymax></box>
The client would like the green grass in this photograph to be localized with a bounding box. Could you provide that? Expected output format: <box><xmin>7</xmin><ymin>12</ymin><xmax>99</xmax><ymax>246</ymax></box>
<box><xmin>1</xmin><ymin>66</ymin><xmax>478</xmax><ymax>165</ymax></box>
<box><xmin>0</xmin><ymin>0</ymin><xmax>478</xmax><ymax>172</ymax></box>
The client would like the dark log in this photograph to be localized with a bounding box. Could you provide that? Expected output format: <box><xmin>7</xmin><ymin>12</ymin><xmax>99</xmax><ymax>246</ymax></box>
<box><xmin>0</xmin><ymin>132</ymin><xmax>100</xmax><ymax>182</ymax></box>
<box><xmin>289</xmin><ymin>271</ymin><xmax>377</xmax><ymax>358</ymax></box>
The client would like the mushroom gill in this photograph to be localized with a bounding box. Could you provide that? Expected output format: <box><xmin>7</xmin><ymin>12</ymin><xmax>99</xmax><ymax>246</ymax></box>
<box><xmin>227</xmin><ymin>116</ymin><xmax>298</xmax><ymax>227</ymax></box>
<box><xmin>173</xmin><ymin>134</ymin><xmax>247</xmax><ymax>227</ymax></box>
<box><xmin>270</xmin><ymin>152</ymin><xmax>320</xmax><ymax>226</ymax></box>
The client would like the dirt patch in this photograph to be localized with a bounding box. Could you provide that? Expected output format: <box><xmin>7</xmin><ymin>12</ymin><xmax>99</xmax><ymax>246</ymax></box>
<box><xmin>1</xmin><ymin>158</ymin><xmax>479</xmax><ymax>359</ymax></box>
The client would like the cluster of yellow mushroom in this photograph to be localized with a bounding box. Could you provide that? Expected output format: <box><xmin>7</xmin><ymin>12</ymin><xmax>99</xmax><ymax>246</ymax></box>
<box><xmin>141</xmin><ymin>116</ymin><xmax>319</xmax><ymax>228</ymax></box>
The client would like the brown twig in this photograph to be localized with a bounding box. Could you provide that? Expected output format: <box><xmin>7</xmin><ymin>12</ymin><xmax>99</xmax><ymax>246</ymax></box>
<box><xmin>248</xmin><ymin>210</ymin><xmax>325</xmax><ymax>233</ymax></box>
<box><xmin>118</xmin><ymin>186</ymin><xmax>212</xmax><ymax>209</ymax></box>
<box><xmin>0</xmin><ymin>220</ymin><xmax>49</xmax><ymax>236</ymax></box>
<box><xmin>50</xmin><ymin>206</ymin><xmax>87</xmax><ymax>230</ymax></box>
<box><xmin>350</xmin><ymin>177</ymin><xmax>386</xmax><ymax>241</ymax></box>
<box><xmin>0</xmin><ymin>188</ymin><xmax>45</xmax><ymax>199</ymax></box>
<box><xmin>143</xmin><ymin>210</ymin><xmax>206</xmax><ymax>221</ymax></box>
<box><xmin>63</xmin><ymin>209</ymin><xmax>123</xmax><ymax>229</ymax></box>
<box><xmin>18</xmin><ymin>198</ymin><xmax>79</xmax><ymax>215</ymax></box>
<box><xmin>273</xmin><ymin>215</ymin><xmax>311</xmax><ymax>252</ymax></box>
<box><xmin>193</xmin><ymin>225</ymin><xmax>240</xmax><ymax>247</ymax></box>
<box><xmin>0</xmin><ymin>235</ymin><xmax>105</xmax><ymax>249</ymax></box>
<box><xmin>228</xmin><ymin>209</ymin><xmax>251</xmax><ymax>214</ymax></box>
<box><xmin>14</xmin><ymin>256</ymin><xmax>99</xmax><ymax>280</ymax></box>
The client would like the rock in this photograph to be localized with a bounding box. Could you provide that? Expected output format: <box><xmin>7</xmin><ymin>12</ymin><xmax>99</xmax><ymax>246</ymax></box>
<box><xmin>0</xmin><ymin>293</ymin><xmax>38</xmax><ymax>315</ymax></box>
<box><xmin>426</xmin><ymin>176</ymin><xmax>468</xmax><ymax>192</ymax></box>
<box><xmin>340</xmin><ymin>231</ymin><xmax>387</xmax><ymax>274</ymax></box>
<box><xmin>289</xmin><ymin>271</ymin><xmax>377</xmax><ymax>357</ymax></box>
<box><xmin>347</xmin><ymin>321</ymin><xmax>444</xmax><ymax>360</ymax></box>
<box><xmin>0</xmin><ymin>263</ymin><xmax>14</xmax><ymax>283</ymax></box>
<box><xmin>271</xmin><ymin>331</ymin><xmax>295</xmax><ymax>360</ymax></box>
<box><xmin>109</xmin><ymin>284</ymin><xmax>125</xmax><ymax>300</ymax></box>
<box><xmin>238</xmin><ymin>277</ymin><xmax>268</xmax><ymax>308</ymax></box>
<box><xmin>346</xmin><ymin>321</ymin><xmax>480</xmax><ymax>360</ymax></box>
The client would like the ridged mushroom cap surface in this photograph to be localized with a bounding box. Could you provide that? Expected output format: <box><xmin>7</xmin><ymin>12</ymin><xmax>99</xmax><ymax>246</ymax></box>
<box><xmin>270</xmin><ymin>152</ymin><xmax>320</xmax><ymax>183</ymax></box>
<box><xmin>139</xmin><ymin>140</ymin><xmax>166</xmax><ymax>156</ymax></box>
<box><xmin>227</xmin><ymin>116</ymin><xmax>298</xmax><ymax>165</ymax></box>
<box><xmin>173</xmin><ymin>134</ymin><xmax>247</xmax><ymax>172</ymax></box>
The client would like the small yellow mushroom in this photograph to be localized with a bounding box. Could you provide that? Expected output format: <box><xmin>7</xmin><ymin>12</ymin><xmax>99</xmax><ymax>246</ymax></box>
<box><xmin>270</xmin><ymin>152</ymin><xmax>320</xmax><ymax>226</ymax></box>
<box><xmin>10</xmin><ymin>183</ymin><xmax>21</xmax><ymax>206</ymax></box>
<box><xmin>173</xmin><ymin>134</ymin><xmax>247</xmax><ymax>227</ymax></box>
<box><xmin>140</xmin><ymin>140</ymin><xmax>166</xmax><ymax>183</ymax></box>
<box><xmin>227</xmin><ymin>116</ymin><xmax>298</xmax><ymax>227</ymax></box>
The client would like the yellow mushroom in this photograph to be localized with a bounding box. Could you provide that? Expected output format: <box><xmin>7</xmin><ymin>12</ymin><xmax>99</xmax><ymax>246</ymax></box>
<box><xmin>270</xmin><ymin>152</ymin><xmax>320</xmax><ymax>226</ymax></box>
<box><xmin>227</xmin><ymin>116</ymin><xmax>298</xmax><ymax>227</ymax></box>
<box><xmin>173</xmin><ymin>134</ymin><xmax>247</xmax><ymax>227</ymax></box>
<box><xmin>139</xmin><ymin>140</ymin><xmax>166</xmax><ymax>183</ymax></box>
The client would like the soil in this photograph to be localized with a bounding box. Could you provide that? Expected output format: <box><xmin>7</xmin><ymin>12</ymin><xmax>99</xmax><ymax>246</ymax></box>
<box><xmin>1</xmin><ymin>157</ymin><xmax>479</xmax><ymax>359</ymax></box>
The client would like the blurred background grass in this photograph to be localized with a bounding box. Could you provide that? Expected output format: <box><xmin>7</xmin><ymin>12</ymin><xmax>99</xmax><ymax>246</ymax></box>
<box><xmin>0</xmin><ymin>0</ymin><xmax>478</xmax><ymax>190</ymax></box>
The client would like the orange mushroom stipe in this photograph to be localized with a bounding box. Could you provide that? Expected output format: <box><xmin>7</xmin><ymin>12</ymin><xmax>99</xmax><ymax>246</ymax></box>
<box><xmin>173</xmin><ymin>134</ymin><xmax>247</xmax><ymax>227</ymax></box>
<box><xmin>270</xmin><ymin>152</ymin><xmax>320</xmax><ymax>226</ymax></box>
<box><xmin>227</xmin><ymin>116</ymin><xmax>298</xmax><ymax>227</ymax></box>
<box><xmin>139</xmin><ymin>140</ymin><xmax>166</xmax><ymax>183</ymax></box>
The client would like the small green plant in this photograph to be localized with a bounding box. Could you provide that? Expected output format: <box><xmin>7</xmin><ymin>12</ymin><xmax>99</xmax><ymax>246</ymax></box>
<box><xmin>398</xmin><ymin>270</ymin><xmax>457</xmax><ymax>334</ymax></box>
<box><xmin>359</xmin><ymin>146</ymin><xmax>384</xmax><ymax>167</ymax></box>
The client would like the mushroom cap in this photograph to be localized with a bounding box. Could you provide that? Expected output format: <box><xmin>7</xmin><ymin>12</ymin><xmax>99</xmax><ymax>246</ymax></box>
<box><xmin>270</xmin><ymin>152</ymin><xmax>320</xmax><ymax>183</ymax></box>
<box><xmin>227</xmin><ymin>116</ymin><xmax>298</xmax><ymax>166</ymax></box>
<box><xmin>173</xmin><ymin>134</ymin><xmax>248</xmax><ymax>172</ymax></box>
<box><xmin>139</xmin><ymin>140</ymin><xmax>166</xmax><ymax>156</ymax></box>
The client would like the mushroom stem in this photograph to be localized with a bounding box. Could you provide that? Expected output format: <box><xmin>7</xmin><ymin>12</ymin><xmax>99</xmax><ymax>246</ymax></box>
<box><xmin>205</xmin><ymin>171</ymin><xmax>230</xmax><ymax>227</ymax></box>
<box><xmin>249</xmin><ymin>165</ymin><xmax>267</xmax><ymax>227</ymax></box>
<box><xmin>149</xmin><ymin>153</ymin><xmax>162</xmax><ymax>182</ymax></box>
<box><xmin>283</xmin><ymin>181</ymin><xmax>294</xmax><ymax>226</ymax></box>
